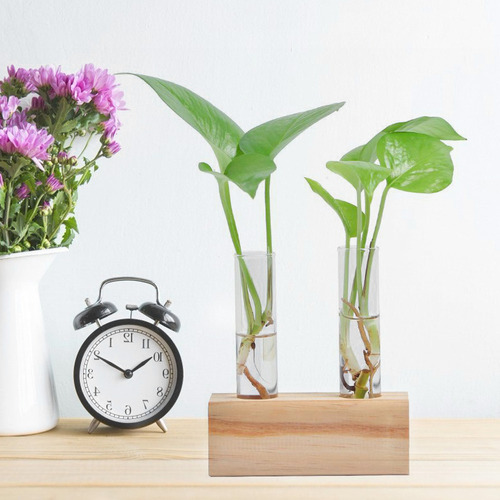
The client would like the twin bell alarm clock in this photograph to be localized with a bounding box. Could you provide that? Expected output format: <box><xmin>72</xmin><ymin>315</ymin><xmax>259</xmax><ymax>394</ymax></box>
<box><xmin>73</xmin><ymin>277</ymin><xmax>183</xmax><ymax>434</ymax></box>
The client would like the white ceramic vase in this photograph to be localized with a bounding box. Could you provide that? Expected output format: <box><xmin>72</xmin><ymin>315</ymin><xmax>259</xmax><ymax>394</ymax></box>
<box><xmin>0</xmin><ymin>247</ymin><xmax>66</xmax><ymax>435</ymax></box>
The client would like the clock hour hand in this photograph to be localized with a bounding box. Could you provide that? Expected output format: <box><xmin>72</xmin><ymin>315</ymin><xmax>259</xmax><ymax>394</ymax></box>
<box><xmin>95</xmin><ymin>354</ymin><xmax>126</xmax><ymax>374</ymax></box>
<box><xmin>130</xmin><ymin>357</ymin><xmax>153</xmax><ymax>373</ymax></box>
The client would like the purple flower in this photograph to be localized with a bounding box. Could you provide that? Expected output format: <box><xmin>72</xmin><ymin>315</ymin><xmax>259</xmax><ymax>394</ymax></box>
<box><xmin>0</xmin><ymin>96</ymin><xmax>20</xmax><ymax>120</ymax></box>
<box><xmin>29</xmin><ymin>66</ymin><xmax>72</xmax><ymax>99</ymax></box>
<box><xmin>46</xmin><ymin>174</ymin><xmax>63</xmax><ymax>193</ymax></box>
<box><xmin>102</xmin><ymin>114</ymin><xmax>121</xmax><ymax>139</ymax></box>
<box><xmin>1</xmin><ymin>66</ymin><xmax>36</xmax><ymax>95</ymax></box>
<box><xmin>103</xmin><ymin>140</ymin><xmax>121</xmax><ymax>158</ymax></box>
<box><xmin>15</xmin><ymin>183</ymin><xmax>30</xmax><ymax>199</ymax></box>
<box><xmin>30</xmin><ymin>96</ymin><xmax>46</xmax><ymax>110</ymax></box>
<box><xmin>78</xmin><ymin>64</ymin><xmax>126</xmax><ymax>116</ymax></box>
<box><xmin>0</xmin><ymin>123</ymin><xmax>54</xmax><ymax>170</ymax></box>
<box><xmin>40</xmin><ymin>200</ymin><xmax>52</xmax><ymax>215</ymax></box>
<box><xmin>0</xmin><ymin>172</ymin><xmax>3</xmax><ymax>188</ymax></box>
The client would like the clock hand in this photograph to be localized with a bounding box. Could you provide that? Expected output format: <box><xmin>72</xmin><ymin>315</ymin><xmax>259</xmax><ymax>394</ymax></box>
<box><xmin>130</xmin><ymin>357</ymin><xmax>153</xmax><ymax>373</ymax></box>
<box><xmin>95</xmin><ymin>354</ymin><xmax>126</xmax><ymax>374</ymax></box>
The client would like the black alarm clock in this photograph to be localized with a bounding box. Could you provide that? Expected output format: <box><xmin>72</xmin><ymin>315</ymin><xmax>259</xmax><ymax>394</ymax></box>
<box><xmin>73</xmin><ymin>277</ymin><xmax>183</xmax><ymax>434</ymax></box>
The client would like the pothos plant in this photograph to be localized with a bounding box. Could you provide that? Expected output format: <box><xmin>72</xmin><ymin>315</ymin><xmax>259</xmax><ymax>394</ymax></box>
<box><xmin>306</xmin><ymin>116</ymin><xmax>465</xmax><ymax>398</ymax></box>
<box><xmin>0</xmin><ymin>65</ymin><xmax>124</xmax><ymax>254</ymax></box>
<box><xmin>129</xmin><ymin>73</ymin><xmax>344</xmax><ymax>397</ymax></box>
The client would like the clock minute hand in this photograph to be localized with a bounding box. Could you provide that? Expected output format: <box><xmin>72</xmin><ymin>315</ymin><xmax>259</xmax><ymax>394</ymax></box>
<box><xmin>95</xmin><ymin>354</ymin><xmax>126</xmax><ymax>373</ymax></box>
<box><xmin>130</xmin><ymin>357</ymin><xmax>153</xmax><ymax>373</ymax></box>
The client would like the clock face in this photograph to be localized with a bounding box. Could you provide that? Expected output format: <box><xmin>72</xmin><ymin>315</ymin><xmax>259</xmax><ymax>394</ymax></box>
<box><xmin>74</xmin><ymin>319</ymin><xmax>183</xmax><ymax>428</ymax></box>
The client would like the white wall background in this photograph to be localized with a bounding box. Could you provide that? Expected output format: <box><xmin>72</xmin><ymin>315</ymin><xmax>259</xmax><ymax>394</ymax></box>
<box><xmin>2</xmin><ymin>0</ymin><xmax>499</xmax><ymax>418</ymax></box>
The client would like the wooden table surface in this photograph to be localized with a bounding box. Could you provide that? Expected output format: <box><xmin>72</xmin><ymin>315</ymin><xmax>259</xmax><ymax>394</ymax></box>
<box><xmin>1</xmin><ymin>418</ymin><xmax>499</xmax><ymax>499</ymax></box>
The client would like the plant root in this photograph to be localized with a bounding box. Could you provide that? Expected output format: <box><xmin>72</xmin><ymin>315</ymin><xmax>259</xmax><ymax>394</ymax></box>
<box><xmin>243</xmin><ymin>366</ymin><xmax>270</xmax><ymax>399</ymax></box>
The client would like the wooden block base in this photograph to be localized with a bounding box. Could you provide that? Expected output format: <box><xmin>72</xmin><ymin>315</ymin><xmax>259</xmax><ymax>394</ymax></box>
<box><xmin>208</xmin><ymin>392</ymin><xmax>409</xmax><ymax>476</ymax></box>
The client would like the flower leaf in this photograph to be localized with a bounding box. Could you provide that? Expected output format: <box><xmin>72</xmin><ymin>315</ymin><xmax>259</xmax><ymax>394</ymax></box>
<box><xmin>378</xmin><ymin>132</ymin><xmax>454</xmax><ymax>193</ymax></box>
<box><xmin>239</xmin><ymin>102</ymin><xmax>345</xmax><ymax>159</ymax></box>
<box><xmin>130</xmin><ymin>74</ymin><xmax>243</xmax><ymax>170</ymax></box>
<box><xmin>326</xmin><ymin>160</ymin><xmax>390</xmax><ymax>198</ymax></box>
<box><xmin>342</xmin><ymin>116</ymin><xmax>465</xmax><ymax>163</ymax></box>
<box><xmin>224</xmin><ymin>154</ymin><xmax>276</xmax><ymax>198</ymax></box>
<box><xmin>305</xmin><ymin>178</ymin><xmax>361</xmax><ymax>238</ymax></box>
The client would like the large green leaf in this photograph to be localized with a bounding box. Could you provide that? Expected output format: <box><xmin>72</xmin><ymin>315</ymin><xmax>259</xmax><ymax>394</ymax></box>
<box><xmin>239</xmin><ymin>102</ymin><xmax>345</xmax><ymax>158</ymax></box>
<box><xmin>341</xmin><ymin>116</ymin><xmax>465</xmax><ymax>163</ymax></box>
<box><xmin>305</xmin><ymin>178</ymin><xmax>361</xmax><ymax>238</ymax></box>
<box><xmin>326</xmin><ymin>160</ymin><xmax>390</xmax><ymax>198</ymax></box>
<box><xmin>377</xmin><ymin>132</ymin><xmax>454</xmax><ymax>193</ymax></box>
<box><xmin>224</xmin><ymin>154</ymin><xmax>276</xmax><ymax>198</ymax></box>
<box><xmin>131</xmin><ymin>74</ymin><xmax>244</xmax><ymax>170</ymax></box>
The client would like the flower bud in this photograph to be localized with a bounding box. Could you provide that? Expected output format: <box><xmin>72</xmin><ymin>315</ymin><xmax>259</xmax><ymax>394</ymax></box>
<box><xmin>12</xmin><ymin>245</ymin><xmax>23</xmax><ymax>253</ymax></box>
<box><xmin>41</xmin><ymin>239</ymin><xmax>51</xmax><ymax>249</ymax></box>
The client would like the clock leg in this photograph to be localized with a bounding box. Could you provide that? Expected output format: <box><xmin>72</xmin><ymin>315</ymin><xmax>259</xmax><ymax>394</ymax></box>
<box><xmin>156</xmin><ymin>419</ymin><xmax>168</xmax><ymax>433</ymax></box>
<box><xmin>88</xmin><ymin>418</ymin><xmax>101</xmax><ymax>434</ymax></box>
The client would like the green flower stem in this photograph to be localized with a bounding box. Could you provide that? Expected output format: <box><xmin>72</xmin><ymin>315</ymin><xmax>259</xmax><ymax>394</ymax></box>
<box><xmin>12</xmin><ymin>194</ymin><xmax>44</xmax><ymax>246</ymax></box>
<box><xmin>2</xmin><ymin>182</ymin><xmax>12</xmax><ymax>248</ymax></box>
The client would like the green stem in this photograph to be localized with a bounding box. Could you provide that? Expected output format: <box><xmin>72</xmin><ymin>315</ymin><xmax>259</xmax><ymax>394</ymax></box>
<box><xmin>263</xmin><ymin>177</ymin><xmax>273</xmax><ymax>323</ymax></box>
<box><xmin>2</xmin><ymin>182</ymin><xmax>12</xmax><ymax>248</ymax></box>
<box><xmin>12</xmin><ymin>194</ymin><xmax>44</xmax><ymax>246</ymax></box>
<box><xmin>78</xmin><ymin>132</ymin><xmax>95</xmax><ymax>160</ymax></box>
<box><xmin>362</xmin><ymin>184</ymin><xmax>389</xmax><ymax>301</ymax></box>
<box><xmin>355</xmin><ymin>187</ymin><xmax>363</xmax><ymax>308</ymax></box>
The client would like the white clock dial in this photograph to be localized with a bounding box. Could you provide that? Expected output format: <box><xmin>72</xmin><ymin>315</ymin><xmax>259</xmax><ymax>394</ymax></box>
<box><xmin>75</xmin><ymin>320</ymin><xmax>182</xmax><ymax>427</ymax></box>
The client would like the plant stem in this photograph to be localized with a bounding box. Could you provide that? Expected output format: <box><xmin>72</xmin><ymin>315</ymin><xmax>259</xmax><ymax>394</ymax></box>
<box><xmin>363</xmin><ymin>184</ymin><xmax>389</xmax><ymax>301</ymax></box>
<box><xmin>355</xmin><ymin>187</ymin><xmax>363</xmax><ymax>307</ymax></box>
<box><xmin>2</xmin><ymin>182</ymin><xmax>12</xmax><ymax>248</ymax></box>
<box><xmin>263</xmin><ymin>177</ymin><xmax>273</xmax><ymax>323</ymax></box>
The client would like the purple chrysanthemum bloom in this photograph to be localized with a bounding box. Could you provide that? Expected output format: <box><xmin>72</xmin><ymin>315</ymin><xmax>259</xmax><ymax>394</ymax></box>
<box><xmin>0</xmin><ymin>96</ymin><xmax>20</xmax><ymax>120</ymax></box>
<box><xmin>79</xmin><ymin>64</ymin><xmax>126</xmax><ymax>116</ymax></box>
<box><xmin>69</xmin><ymin>73</ymin><xmax>93</xmax><ymax>105</ymax></box>
<box><xmin>40</xmin><ymin>200</ymin><xmax>52</xmax><ymax>215</ymax></box>
<box><xmin>0</xmin><ymin>123</ymin><xmax>54</xmax><ymax>170</ymax></box>
<box><xmin>30</xmin><ymin>66</ymin><xmax>72</xmax><ymax>99</ymax></box>
<box><xmin>1</xmin><ymin>66</ymin><xmax>36</xmax><ymax>96</ymax></box>
<box><xmin>31</xmin><ymin>96</ymin><xmax>46</xmax><ymax>110</ymax></box>
<box><xmin>6</xmin><ymin>110</ymin><xmax>28</xmax><ymax>128</ymax></box>
<box><xmin>107</xmin><ymin>140</ymin><xmax>121</xmax><ymax>155</ymax></box>
<box><xmin>102</xmin><ymin>114</ymin><xmax>121</xmax><ymax>139</ymax></box>
<box><xmin>46</xmin><ymin>173</ymin><xmax>63</xmax><ymax>193</ymax></box>
<box><xmin>15</xmin><ymin>183</ymin><xmax>30</xmax><ymax>200</ymax></box>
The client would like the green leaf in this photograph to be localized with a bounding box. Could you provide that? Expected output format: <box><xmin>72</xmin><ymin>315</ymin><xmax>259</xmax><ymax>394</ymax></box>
<box><xmin>61</xmin><ymin>217</ymin><xmax>79</xmax><ymax>247</ymax></box>
<box><xmin>239</xmin><ymin>102</ymin><xmax>345</xmax><ymax>158</ymax></box>
<box><xmin>326</xmin><ymin>160</ymin><xmax>390</xmax><ymax>198</ymax></box>
<box><xmin>305</xmin><ymin>178</ymin><xmax>361</xmax><ymax>238</ymax></box>
<box><xmin>198</xmin><ymin>162</ymin><xmax>229</xmax><ymax>186</ymax></box>
<box><xmin>130</xmin><ymin>74</ymin><xmax>244</xmax><ymax>170</ymax></box>
<box><xmin>378</xmin><ymin>132</ymin><xmax>454</xmax><ymax>193</ymax></box>
<box><xmin>386</xmin><ymin>116</ymin><xmax>465</xmax><ymax>141</ymax></box>
<box><xmin>224</xmin><ymin>154</ymin><xmax>276</xmax><ymax>198</ymax></box>
<box><xmin>342</xmin><ymin>116</ymin><xmax>465</xmax><ymax>163</ymax></box>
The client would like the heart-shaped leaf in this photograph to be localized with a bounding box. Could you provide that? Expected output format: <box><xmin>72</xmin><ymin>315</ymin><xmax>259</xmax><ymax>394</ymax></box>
<box><xmin>326</xmin><ymin>160</ymin><xmax>390</xmax><ymax>198</ymax></box>
<box><xmin>342</xmin><ymin>116</ymin><xmax>465</xmax><ymax>163</ymax></box>
<box><xmin>224</xmin><ymin>154</ymin><xmax>276</xmax><ymax>198</ymax></box>
<box><xmin>239</xmin><ymin>102</ymin><xmax>345</xmax><ymax>158</ymax></box>
<box><xmin>131</xmin><ymin>74</ymin><xmax>243</xmax><ymax>170</ymax></box>
<box><xmin>305</xmin><ymin>178</ymin><xmax>362</xmax><ymax>238</ymax></box>
<box><xmin>378</xmin><ymin>132</ymin><xmax>454</xmax><ymax>193</ymax></box>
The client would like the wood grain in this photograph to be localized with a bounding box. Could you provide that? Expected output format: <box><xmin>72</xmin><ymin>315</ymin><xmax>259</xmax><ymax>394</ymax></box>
<box><xmin>208</xmin><ymin>392</ymin><xmax>409</xmax><ymax>476</ymax></box>
<box><xmin>0</xmin><ymin>417</ymin><xmax>499</xmax><ymax>499</ymax></box>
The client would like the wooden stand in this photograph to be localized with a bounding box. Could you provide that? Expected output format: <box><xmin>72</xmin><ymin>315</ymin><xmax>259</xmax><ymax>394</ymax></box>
<box><xmin>208</xmin><ymin>392</ymin><xmax>409</xmax><ymax>476</ymax></box>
